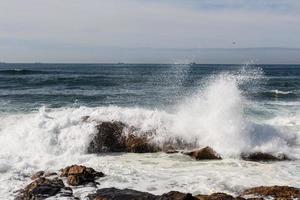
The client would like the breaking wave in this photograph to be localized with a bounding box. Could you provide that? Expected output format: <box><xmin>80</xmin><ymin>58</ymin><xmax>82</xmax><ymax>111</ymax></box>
<box><xmin>0</xmin><ymin>66</ymin><xmax>299</xmax><ymax>171</ymax></box>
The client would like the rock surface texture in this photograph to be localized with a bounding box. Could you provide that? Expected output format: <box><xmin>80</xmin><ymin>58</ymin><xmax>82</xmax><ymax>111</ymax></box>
<box><xmin>87</xmin><ymin>121</ymin><xmax>159</xmax><ymax>153</ymax></box>
<box><xmin>60</xmin><ymin>165</ymin><xmax>105</xmax><ymax>186</ymax></box>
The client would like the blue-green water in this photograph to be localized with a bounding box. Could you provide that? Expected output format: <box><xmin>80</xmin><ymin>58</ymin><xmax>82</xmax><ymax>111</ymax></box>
<box><xmin>0</xmin><ymin>63</ymin><xmax>299</xmax><ymax>113</ymax></box>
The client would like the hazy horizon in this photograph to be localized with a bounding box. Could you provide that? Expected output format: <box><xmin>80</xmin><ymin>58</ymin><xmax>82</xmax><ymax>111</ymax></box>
<box><xmin>1</xmin><ymin>0</ymin><xmax>300</xmax><ymax>63</ymax></box>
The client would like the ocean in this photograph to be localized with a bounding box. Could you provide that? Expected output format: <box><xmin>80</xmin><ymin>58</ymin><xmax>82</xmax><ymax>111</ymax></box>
<box><xmin>0</xmin><ymin>63</ymin><xmax>299</xmax><ymax>199</ymax></box>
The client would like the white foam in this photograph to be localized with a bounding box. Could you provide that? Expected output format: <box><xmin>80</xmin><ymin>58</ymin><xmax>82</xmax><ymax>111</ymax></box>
<box><xmin>0</xmin><ymin>67</ymin><xmax>299</xmax><ymax>199</ymax></box>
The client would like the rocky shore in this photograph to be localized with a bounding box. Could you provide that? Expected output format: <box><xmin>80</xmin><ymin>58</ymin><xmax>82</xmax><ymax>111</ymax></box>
<box><xmin>15</xmin><ymin>121</ymin><xmax>298</xmax><ymax>199</ymax></box>
<box><xmin>16</xmin><ymin>164</ymin><xmax>300</xmax><ymax>200</ymax></box>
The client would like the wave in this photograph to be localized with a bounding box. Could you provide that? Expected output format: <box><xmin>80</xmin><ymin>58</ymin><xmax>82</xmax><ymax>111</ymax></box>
<box><xmin>0</xmin><ymin>69</ymin><xmax>57</xmax><ymax>75</ymax></box>
<box><xmin>0</xmin><ymin>67</ymin><xmax>299</xmax><ymax>166</ymax></box>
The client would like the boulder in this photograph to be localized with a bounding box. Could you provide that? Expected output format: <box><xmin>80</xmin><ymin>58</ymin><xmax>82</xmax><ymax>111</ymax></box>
<box><xmin>241</xmin><ymin>152</ymin><xmax>289</xmax><ymax>162</ymax></box>
<box><xmin>87</xmin><ymin>121</ymin><xmax>160</xmax><ymax>153</ymax></box>
<box><xmin>241</xmin><ymin>186</ymin><xmax>300</xmax><ymax>200</ymax></box>
<box><xmin>87</xmin><ymin>187</ymin><xmax>158</xmax><ymax>200</ymax></box>
<box><xmin>60</xmin><ymin>165</ymin><xmax>104</xmax><ymax>186</ymax></box>
<box><xmin>184</xmin><ymin>146</ymin><xmax>222</xmax><ymax>160</ymax></box>
<box><xmin>87</xmin><ymin>121</ymin><xmax>127</xmax><ymax>153</ymax></box>
<box><xmin>16</xmin><ymin>177</ymin><xmax>72</xmax><ymax>200</ymax></box>
<box><xmin>158</xmin><ymin>191</ymin><xmax>197</xmax><ymax>200</ymax></box>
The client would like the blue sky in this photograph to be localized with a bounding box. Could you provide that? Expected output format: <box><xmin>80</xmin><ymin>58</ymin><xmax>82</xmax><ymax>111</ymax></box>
<box><xmin>0</xmin><ymin>0</ymin><xmax>300</xmax><ymax>63</ymax></box>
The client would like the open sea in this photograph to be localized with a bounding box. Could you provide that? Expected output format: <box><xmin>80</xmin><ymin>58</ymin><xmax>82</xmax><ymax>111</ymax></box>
<box><xmin>0</xmin><ymin>63</ymin><xmax>299</xmax><ymax>199</ymax></box>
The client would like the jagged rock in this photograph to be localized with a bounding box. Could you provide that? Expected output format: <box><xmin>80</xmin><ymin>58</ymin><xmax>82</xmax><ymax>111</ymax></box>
<box><xmin>87</xmin><ymin>187</ymin><xmax>158</xmax><ymax>200</ymax></box>
<box><xmin>158</xmin><ymin>191</ymin><xmax>197</xmax><ymax>200</ymax></box>
<box><xmin>184</xmin><ymin>146</ymin><xmax>222</xmax><ymax>160</ymax></box>
<box><xmin>241</xmin><ymin>186</ymin><xmax>300</xmax><ymax>200</ymax></box>
<box><xmin>87</xmin><ymin>121</ymin><xmax>160</xmax><ymax>153</ymax></box>
<box><xmin>16</xmin><ymin>177</ymin><xmax>71</xmax><ymax>200</ymax></box>
<box><xmin>60</xmin><ymin>165</ymin><xmax>104</xmax><ymax>186</ymax></box>
<box><xmin>241</xmin><ymin>152</ymin><xmax>289</xmax><ymax>162</ymax></box>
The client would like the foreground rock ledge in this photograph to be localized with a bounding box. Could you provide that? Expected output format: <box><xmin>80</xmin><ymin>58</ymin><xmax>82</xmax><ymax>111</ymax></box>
<box><xmin>16</xmin><ymin>177</ymin><xmax>73</xmax><ymax>200</ymax></box>
<box><xmin>241</xmin><ymin>185</ymin><xmax>300</xmax><ymax>199</ymax></box>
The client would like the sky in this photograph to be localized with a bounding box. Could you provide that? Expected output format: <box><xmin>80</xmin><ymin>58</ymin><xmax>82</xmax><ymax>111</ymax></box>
<box><xmin>0</xmin><ymin>0</ymin><xmax>300</xmax><ymax>63</ymax></box>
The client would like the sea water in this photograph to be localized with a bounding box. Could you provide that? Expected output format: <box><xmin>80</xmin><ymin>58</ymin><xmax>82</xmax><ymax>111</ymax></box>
<box><xmin>0</xmin><ymin>63</ymin><xmax>299</xmax><ymax>199</ymax></box>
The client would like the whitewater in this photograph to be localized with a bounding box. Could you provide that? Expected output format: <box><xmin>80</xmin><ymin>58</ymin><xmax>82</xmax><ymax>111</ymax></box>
<box><xmin>0</xmin><ymin>64</ymin><xmax>299</xmax><ymax>199</ymax></box>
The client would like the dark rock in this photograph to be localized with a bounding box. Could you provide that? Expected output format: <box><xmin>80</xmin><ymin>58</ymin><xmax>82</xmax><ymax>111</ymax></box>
<box><xmin>184</xmin><ymin>146</ymin><xmax>222</xmax><ymax>160</ymax></box>
<box><xmin>241</xmin><ymin>152</ymin><xmax>289</xmax><ymax>162</ymax></box>
<box><xmin>158</xmin><ymin>191</ymin><xmax>197</xmax><ymax>200</ymax></box>
<box><xmin>87</xmin><ymin>121</ymin><xmax>127</xmax><ymax>153</ymax></box>
<box><xmin>60</xmin><ymin>165</ymin><xmax>104</xmax><ymax>186</ymax></box>
<box><xmin>87</xmin><ymin>187</ymin><xmax>158</xmax><ymax>200</ymax></box>
<box><xmin>241</xmin><ymin>185</ymin><xmax>300</xmax><ymax>200</ymax></box>
<box><xmin>87</xmin><ymin>121</ymin><xmax>160</xmax><ymax>153</ymax></box>
<box><xmin>195</xmin><ymin>192</ymin><xmax>241</xmax><ymax>200</ymax></box>
<box><xmin>165</xmin><ymin>150</ymin><xmax>180</xmax><ymax>154</ymax></box>
<box><xmin>16</xmin><ymin>177</ymin><xmax>69</xmax><ymax>200</ymax></box>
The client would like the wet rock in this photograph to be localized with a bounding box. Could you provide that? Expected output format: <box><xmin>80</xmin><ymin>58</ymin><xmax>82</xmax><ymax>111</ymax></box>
<box><xmin>31</xmin><ymin>171</ymin><xmax>57</xmax><ymax>180</ymax></box>
<box><xmin>184</xmin><ymin>146</ymin><xmax>222</xmax><ymax>160</ymax></box>
<box><xmin>165</xmin><ymin>149</ymin><xmax>180</xmax><ymax>154</ymax></box>
<box><xmin>87</xmin><ymin>121</ymin><xmax>127</xmax><ymax>153</ymax></box>
<box><xmin>158</xmin><ymin>191</ymin><xmax>197</xmax><ymax>200</ymax></box>
<box><xmin>16</xmin><ymin>177</ymin><xmax>69</xmax><ymax>200</ymax></box>
<box><xmin>125</xmin><ymin>133</ymin><xmax>159</xmax><ymax>153</ymax></box>
<box><xmin>241</xmin><ymin>152</ymin><xmax>289</xmax><ymax>162</ymax></box>
<box><xmin>195</xmin><ymin>192</ymin><xmax>243</xmax><ymax>200</ymax></box>
<box><xmin>87</xmin><ymin>187</ymin><xmax>158</xmax><ymax>200</ymax></box>
<box><xmin>87</xmin><ymin>121</ymin><xmax>160</xmax><ymax>153</ymax></box>
<box><xmin>60</xmin><ymin>165</ymin><xmax>104</xmax><ymax>186</ymax></box>
<box><xmin>241</xmin><ymin>186</ymin><xmax>300</xmax><ymax>200</ymax></box>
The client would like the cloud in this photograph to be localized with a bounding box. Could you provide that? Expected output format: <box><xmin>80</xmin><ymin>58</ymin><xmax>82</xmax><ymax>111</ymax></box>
<box><xmin>0</xmin><ymin>0</ymin><xmax>300</xmax><ymax>62</ymax></box>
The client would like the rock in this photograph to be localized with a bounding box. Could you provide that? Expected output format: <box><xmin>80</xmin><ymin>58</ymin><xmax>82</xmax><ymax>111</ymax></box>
<box><xmin>16</xmin><ymin>177</ymin><xmax>70</xmax><ymax>200</ymax></box>
<box><xmin>241</xmin><ymin>152</ymin><xmax>289</xmax><ymax>162</ymax></box>
<box><xmin>241</xmin><ymin>186</ymin><xmax>300</xmax><ymax>200</ymax></box>
<box><xmin>158</xmin><ymin>191</ymin><xmax>197</xmax><ymax>200</ymax></box>
<box><xmin>30</xmin><ymin>171</ymin><xmax>45</xmax><ymax>180</ymax></box>
<box><xmin>87</xmin><ymin>121</ymin><xmax>160</xmax><ymax>153</ymax></box>
<box><xmin>60</xmin><ymin>165</ymin><xmax>104</xmax><ymax>186</ymax></box>
<box><xmin>31</xmin><ymin>171</ymin><xmax>57</xmax><ymax>180</ymax></box>
<box><xmin>184</xmin><ymin>146</ymin><xmax>222</xmax><ymax>160</ymax></box>
<box><xmin>195</xmin><ymin>192</ymin><xmax>243</xmax><ymax>200</ymax></box>
<box><xmin>125</xmin><ymin>133</ymin><xmax>159</xmax><ymax>153</ymax></box>
<box><xmin>87</xmin><ymin>121</ymin><xmax>127</xmax><ymax>153</ymax></box>
<box><xmin>165</xmin><ymin>150</ymin><xmax>180</xmax><ymax>154</ymax></box>
<box><xmin>87</xmin><ymin>187</ymin><xmax>158</xmax><ymax>200</ymax></box>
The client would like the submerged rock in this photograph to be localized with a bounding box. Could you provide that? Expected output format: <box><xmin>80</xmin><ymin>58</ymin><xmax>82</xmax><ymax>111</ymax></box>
<box><xmin>16</xmin><ymin>177</ymin><xmax>72</xmax><ymax>200</ymax></box>
<box><xmin>87</xmin><ymin>187</ymin><xmax>158</xmax><ymax>200</ymax></box>
<box><xmin>184</xmin><ymin>146</ymin><xmax>222</xmax><ymax>160</ymax></box>
<box><xmin>241</xmin><ymin>186</ymin><xmax>300</xmax><ymax>200</ymax></box>
<box><xmin>87</xmin><ymin>121</ymin><xmax>160</xmax><ymax>153</ymax></box>
<box><xmin>60</xmin><ymin>165</ymin><xmax>104</xmax><ymax>186</ymax></box>
<box><xmin>241</xmin><ymin>152</ymin><xmax>289</xmax><ymax>162</ymax></box>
